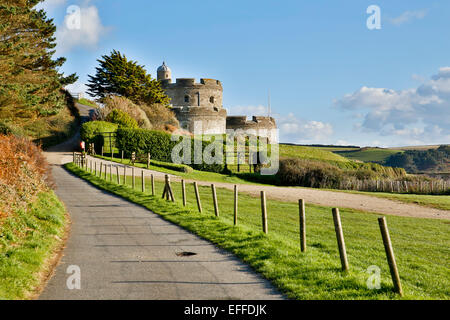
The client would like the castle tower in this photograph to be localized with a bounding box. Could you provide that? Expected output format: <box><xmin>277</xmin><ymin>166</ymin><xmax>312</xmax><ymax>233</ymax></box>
<box><xmin>157</xmin><ymin>61</ymin><xmax>171</xmax><ymax>81</ymax></box>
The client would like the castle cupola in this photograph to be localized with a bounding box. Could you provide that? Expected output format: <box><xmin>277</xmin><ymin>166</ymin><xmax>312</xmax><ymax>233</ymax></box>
<box><xmin>157</xmin><ymin>61</ymin><xmax>172</xmax><ymax>81</ymax></box>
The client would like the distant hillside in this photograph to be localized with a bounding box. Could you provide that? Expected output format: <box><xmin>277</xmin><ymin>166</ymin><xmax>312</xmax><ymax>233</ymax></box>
<box><xmin>279</xmin><ymin>143</ymin><xmax>450</xmax><ymax>175</ymax></box>
<box><xmin>384</xmin><ymin>145</ymin><xmax>450</xmax><ymax>174</ymax></box>
<box><xmin>388</xmin><ymin>145</ymin><xmax>441</xmax><ymax>151</ymax></box>
<box><xmin>279</xmin><ymin>144</ymin><xmax>352</xmax><ymax>163</ymax></box>
<box><xmin>334</xmin><ymin>147</ymin><xmax>403</xmax><ymax>164</ymax></box>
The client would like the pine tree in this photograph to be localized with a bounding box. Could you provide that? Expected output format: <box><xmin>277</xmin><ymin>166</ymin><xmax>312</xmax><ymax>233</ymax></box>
<box><xmin>86</xmin><ymin>50</ymin><xmax>170</xmax><ymax>105</ymax></box>
<box><xmin>0</xmin><ymin>0</ymin><xmax>77</xmax><ymax>121</ymax></box>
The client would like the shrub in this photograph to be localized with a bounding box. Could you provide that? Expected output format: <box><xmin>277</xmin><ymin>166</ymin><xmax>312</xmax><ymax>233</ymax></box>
<box><xmin>116</xmin><ymin>128</ymin><xmax>177</xmax><ymax>162</ymax></box>
<box><xmin>80</xmin><ymin>121</ymin><xmax>118</xmax><ymax>153</ymax></box>
<box><xmin>150</xmin><ymin>159</ymin><xmax>193</xmax><ymax>173</ymax></box>
<box><xmin>0</xmin><ymin>121</ymin><xmax>13</xmax><ymax>135</ymax></box>
<box><xmin>140</xmin><ymin>103</ymin><xmax>179</xmax><ymax>131</ymax></box>
<box><xmin>99</xmin><ymin>95</ymin><xmax>152</xmax><ymax>129</ymax></box>
<box><xmin>115</xmin><ymin>128</ymin><xmax>225</xmax><ymax>173</ymax></box>
<box><xmin>80</xmin><ymin>121</ymin><xmax>118</xmax><ymax>143</ymax></box>
<box><xmin>277</xmin><ymin>158</ymin><xmax>344</xmax><ymax>188</ymax></box>
<box><xmin>106</xmin><ymin>109</ymin><xmax>139</xmax><ymax>128</ymax></box>
<box><xmin>0</xmin><ymin>135</ymin><xmax>51</xmax><ymax>219</ymax></box>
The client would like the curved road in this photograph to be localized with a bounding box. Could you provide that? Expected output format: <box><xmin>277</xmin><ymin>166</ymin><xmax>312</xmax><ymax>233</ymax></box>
<box><xmin>41</xmin><ymin>104</ymin><xmax>283</xmax><ymax>300</ymax></box>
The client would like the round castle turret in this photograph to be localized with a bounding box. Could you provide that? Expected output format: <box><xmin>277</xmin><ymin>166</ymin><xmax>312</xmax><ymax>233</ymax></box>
<box><xmin>157</xmin><ymin>61</ymin><xmax>171</xmax><ymax>81</ymax></box>
<box><xmin>157</xmin><ymin>62</ymin><xmax>277</xmax><ymax>140</ymax></box>
<box><xmin>157</xmin><ymin>62</ymin><xmax>226</xmax><ymax>134</ymax></box>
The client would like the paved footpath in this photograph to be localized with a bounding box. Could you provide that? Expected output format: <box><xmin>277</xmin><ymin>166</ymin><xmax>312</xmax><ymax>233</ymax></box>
<box><xmin>41</xmin><ymin>103</ymin><xmax>283</xmax><ymax>299</ymax></box>
<box><xmin>40</xmin><ymin>155</ymin><xmax>283</xmax><ymax>300</ymax></box>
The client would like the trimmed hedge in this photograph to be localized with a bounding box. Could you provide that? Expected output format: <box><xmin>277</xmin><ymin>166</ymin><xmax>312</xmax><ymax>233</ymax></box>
<box><xmin>150</xmin><ymin>159</ymin><xmax>193</xmax><ymax>173</ymax></box>
<box><xmin>106</xmin><ymin>109</ymin><xmax>139</xmax><ymax>128</ymax></box>
<box><xmin>80</xmin><ymin>121</ymin><xmax>118</xmax><ymax>143</ymax></box>
<box><xmin>115</xmin><ymin>128</ymin><xmax>225</xmax><ymax>173</ymax></box>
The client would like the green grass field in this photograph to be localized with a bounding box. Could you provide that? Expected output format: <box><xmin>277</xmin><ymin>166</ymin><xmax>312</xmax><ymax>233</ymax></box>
<box><xmin>66</xmin><ymin>162</ymin><xmax>450</xmax><ymax>300</ymax></box>
<box><xmin>335</xmin><ymin>148</ymin><xmax>403</xmax><ymax>163</ymax></box>
<box><xmin>92</xmin><ymin>155</ymin><xmax>450</xmax><ymax>211</ymax></box>
<box><xmin>340</xmin><ymin>190</ymin><xmax>450</xmax><ymax>211</ymax></box>
<box><xmin>279</xmin><ymin>144</ymin><xmax>351</xmax><ymax>162</ymax></box>
<box><xmin>0</xmin><ymin>191</ymin><xmax>67</xmax><ymax>300</ymax></box>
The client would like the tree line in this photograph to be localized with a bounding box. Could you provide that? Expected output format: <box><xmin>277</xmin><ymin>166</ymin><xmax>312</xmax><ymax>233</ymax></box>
<box><xmin>385</xmin><ymin>145</ymin><xmax>450</xmax><ymax>173</ymax></box>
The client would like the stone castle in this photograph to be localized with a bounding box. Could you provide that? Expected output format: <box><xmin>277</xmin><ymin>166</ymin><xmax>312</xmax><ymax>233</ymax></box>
<box><xmin>157</xmin><ymin>62</ymin><xmax>277</xmax><ymax>143</ymax></box>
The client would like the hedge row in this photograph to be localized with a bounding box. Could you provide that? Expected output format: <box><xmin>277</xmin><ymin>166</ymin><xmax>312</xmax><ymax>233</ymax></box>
<box><xmin>115</xmin><ymin>128</ymin><xmax>225</xmax><ymax>173</ymax></box>
<box><xmin>150</xmin><ymin>159</ymin><xmax>193</xmax><ymax>173</ymax></box>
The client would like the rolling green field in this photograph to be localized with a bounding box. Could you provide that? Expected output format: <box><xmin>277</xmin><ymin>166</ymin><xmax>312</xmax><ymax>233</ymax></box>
<box><xmin>279</xmin><ymin>144</ymin><xmax>351</xmax><ymax>162</ymax></box>
<box><xmin>334</xmin><ymin>148</ymin><xmax>403</xmax><ymax>163</ymax></box>
<box><xmin>66</xmin><ymin>162</ymin><xmax>450</xmax><ymax>300</ymax></box>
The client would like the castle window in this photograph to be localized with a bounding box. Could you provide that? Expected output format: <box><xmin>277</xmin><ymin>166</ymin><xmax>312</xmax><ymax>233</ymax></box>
<box><xmin>210</xmin><ymin>96</ymin><xmax>215</xmax><ymax>104</ymax></box>
<box><xmin>184</xmin><ymin>95</ymin><xmax>190</xmax><ymax>103</ymax></box>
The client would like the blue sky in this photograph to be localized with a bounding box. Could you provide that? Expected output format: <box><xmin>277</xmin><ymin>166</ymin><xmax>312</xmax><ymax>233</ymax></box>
<box><xmin>39</xmin><ymin>0</ymin><xmax>450</xmax><ymax>147</ymax></box>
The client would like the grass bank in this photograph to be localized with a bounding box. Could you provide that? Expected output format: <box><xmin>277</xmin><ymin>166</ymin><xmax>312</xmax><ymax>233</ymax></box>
<box><xmin>66</xmin><ymin>162</ymin><xmax>450</xmax><ymax>300</ymax></box>
<box><xmin>337</xmin><ymin>190</ymin><xmax>450</xmax><ymax>211</ymax></box>
<box><xmin>0</xmin><ymin>191</ymin><xmax>68</xmax><ymax>300</ymax></box>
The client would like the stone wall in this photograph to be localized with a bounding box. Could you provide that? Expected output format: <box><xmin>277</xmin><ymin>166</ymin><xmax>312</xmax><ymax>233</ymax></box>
<box><xmin>173</xmin><ymin>106</ymin><xmax>227</xmax><ymax>135</ymax></box>
<box><xmin>226</xmin><ymin>116</ymin><xmax>278</xmax><ymax>144</ymax></box>
<box><xmin>162</xmin><ymin>78</ymin><xmax>223</xmax><ymax>109</ymax></box>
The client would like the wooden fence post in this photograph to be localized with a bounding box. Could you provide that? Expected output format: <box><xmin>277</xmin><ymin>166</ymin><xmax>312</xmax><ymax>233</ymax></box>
<box><xmin>109</xmin><ymin>164</ymin><xmax>112</xmax><ymax>182</ymax></box>
<box><xmin>94</xmin><ymin>162</ymin><xmax>97</xmax><ymax>176</ymax></box>
<box><xmin>104</xmin><ymin>163</ymin><xmax>107</xmax><ymax>180</ymax></box>
<box><xmin>181</xmin><ymin>179</ymin><xmax>186</xmax><ymax>207</ymax></box>
<box><xmin>147</xmin><ymin>153</ymin><xmax>151</xmax><ymax>169</ymax></box>
<box><xmin>121</xmin><ymin>150</ymin><xmax>124</xmax><ymax>163</ymax></box>
<box><xmin>261</xmin><ymin>191</ymin><xmax>268</xmax><ymax>234</ymax></box>
<box><xmin>378</xmin><ymin>217</ymin><xmax>403</xmax><ymax>296</ymax></box>
<box><xmin>234</xmin><ymin>185</ymin><xmax>238</xmax><ymax>226</ymax></box>
<box><xmin>132</xmin><ymin>167</ymin><xmax>135</xmax><ymax>189</ymax></box>
<box><xmin>299</xmin><ymin>199</ymin><xmax>306</xmax><ymax>252</ymax></box>
<box><xmin>73</xmin><ymin>152</ymin><xmax>75</xmax><ymax>163</ymax></box>
<box><xmin>141</xmin><ymin>170</ymin><xmax>145</xmax><ymax>192</ymax></box>
<box><xmin>99</xmin><ymin>162</ymin><xmax>103</xmax><ymax>178</ymax></box>
<box><xmin>332</xmin><ymin>208</ymin><xmax>349</xmax><ymax>272</ymax></box>
<box><xmin>194</xmin><ymin>182</ymin><xmax>202</xmax><ymax>213</ymax></box>
<box><xmin>162</xmin><ymin>175</ymin><xmax>175</xmax><ymax>202</ymax></box>
<box><xmin>211</xmin><ymin>184</ymin><xmax>219</xmax><ymax>217</ymax></box>
<box><xmin>123</xmin><ymin>166</ymin><xmax>126</xmax><ymax>185</ymax></box>
<box><xmin>101</xmin><ymin>146</ymin><xmax>104</xmax><ymax>157</ymax></box>
<box><xmin>116</xmin><ymin>166</ymin><xmax>120</xmax><ymax>184</ymax></box>
<box><xmin>151</xmin><ymin>174</ymin><xmax>155</xmax><ymax>196</ymax></box>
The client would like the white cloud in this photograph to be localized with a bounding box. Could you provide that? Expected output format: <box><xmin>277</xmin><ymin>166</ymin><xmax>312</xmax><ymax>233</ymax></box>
<box><xmin>335</xmin><ymin>67</ymin><xmax>450</xmax><ymax>145</ymax></box>
<box><xmin>277</xmin><ymin>114</ymin><xmax>333</xmax><ymax>144</ymax></box>
<box><xmin>388</xmin><ymin>9</ymin><xmax>428</xmax><ymax>26</ymax></box>
<box><xmin>64</xmin><ymin>82</ymin><xmax>88</xmax><ymax>95</ymax></box>
<box><xmin>56</xmin><ymin>4</ymin><xmax>109</xmax><ymax>53</ymax></box>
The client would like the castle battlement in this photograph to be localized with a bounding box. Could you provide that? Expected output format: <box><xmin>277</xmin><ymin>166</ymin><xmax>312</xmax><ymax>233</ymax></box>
<box><xmin>162</xmin><ymin>78</ymin><xmax>222</xmax><ymax>89</ymax></box>
<box><xmin>156</xmin><ymin>61</ymin><xmax>277</xmax><ymax>141</ymax></box>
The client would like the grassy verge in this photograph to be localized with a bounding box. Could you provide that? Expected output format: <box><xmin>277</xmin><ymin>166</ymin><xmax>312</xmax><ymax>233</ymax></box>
<box><xmin>93</xmin><ymin>155</ymin><xmax>450</xmax><ymax>211</ymax></box>
<box><xmin>0</xmin><ymin>191</ymin><xmax>68</xmax><ymax>300</ymax></box>
<box><xmin>66</xmin><ymin>162</ymin><xmax>450</xmax><ymax>300</ymax></box>
<box><xmin>94</xmin><ymin>155</ymin><xmax>264</xmax><ymax>185</ymax></box>
<box><xmin>337</xmin><ymin>190</ymin><xmax>450</xmax><ymax>211</ymax></box>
